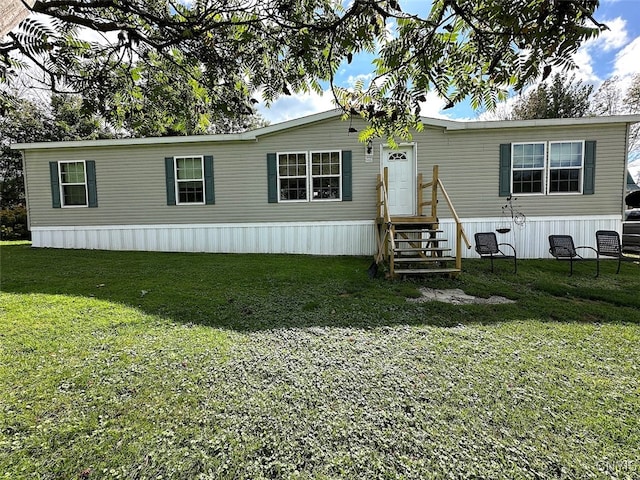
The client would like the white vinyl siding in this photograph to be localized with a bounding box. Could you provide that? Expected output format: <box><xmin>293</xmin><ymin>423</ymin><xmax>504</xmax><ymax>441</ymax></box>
<box><xmin>58</xmin><ymin>160</ymin><xmax>88</xmax><ymax>207</ymax></box>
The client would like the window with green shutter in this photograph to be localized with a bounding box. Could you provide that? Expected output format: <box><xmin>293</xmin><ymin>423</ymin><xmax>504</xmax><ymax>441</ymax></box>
<box><xmin>267</xmin><ymin>150</ymin><xmax>352</xmax><ymax>203</ymax></box>
<box><xmin>165</xmin><ymin>155</ymin><xmax>214</xmax><ymax>205</ymax></box>
<box><xmin>49</xmin><ymin>160</ymin><xmax>98</xmax><ymax>208</ymax></box>
<box><xmin>500</xmin><ymin>141</ymin><xmax>595</xmax><ymax>197</ymax></box>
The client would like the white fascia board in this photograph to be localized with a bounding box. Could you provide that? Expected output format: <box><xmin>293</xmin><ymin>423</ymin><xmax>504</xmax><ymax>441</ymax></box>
<box><xmin>10</xmin><ymin>109</ymin><xmax>345</xmax><ymax>151</ymax></box>
<box><xmin>436</xmin><ymin>115</ymin><xmax>640</xmax><ymax>131</ymax></box>
<box><xmin>12</xmin><ymin>109</ymin><xmax>640</xmax><ymax>151</ymax></box>
<box><xmin>11</xmin><ymin>132</ymin><xmax>252</xmax><ymax>151</ymax></box>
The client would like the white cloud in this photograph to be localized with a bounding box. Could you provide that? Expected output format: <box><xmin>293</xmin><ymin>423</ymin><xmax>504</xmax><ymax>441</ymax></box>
<box><xmin>418</xmin><ymin>91</ymin><xmax>449</xmax><ymax>119</ymax></box>
<box><xmin>344</xmin><ymin>73</ymin><xmax>375</xmax><ymax>88</ymax></box>
<box><xmin>258</xmin><ymin>89</ymin><xmax>337</xmax><ymax>124</ymax></box>
<box><xmin>613</xmin><ymin>35</ymin><xmax>640</xmax><ymax>78</ymax></box>
<box><xmin>571</xmin><ymin>17</ymin><xmax>629</xmax><ymax>83</ymax></box>
<box><xmin>571</xmin><ymin>47</ymin><xmax>599</xmax><ymax>83</ymax></box>
<box><xmin>593</xmin><ymin>17</ymin><xmax>628</xmax><ymax>51</ymax></box>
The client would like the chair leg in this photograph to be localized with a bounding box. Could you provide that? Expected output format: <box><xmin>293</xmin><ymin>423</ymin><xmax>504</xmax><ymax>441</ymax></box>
<box><xmin>616</xmin><ymin>257</ymin><xmax>621</xmax><ymax>274</ymax></box>
<box><xmin>490</xmin><ymin>256</ymin><xmax>494</xmax><ymax>273</ymax></box>
<box><xmin>569</xmin><ymin>258</ymin><xmax>573</xmax><ymax>277</ymax></box>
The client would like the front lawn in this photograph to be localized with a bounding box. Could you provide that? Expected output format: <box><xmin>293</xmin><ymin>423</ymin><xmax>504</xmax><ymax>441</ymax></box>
<box><xmin>1</xmin><ymin>244</ymin><xmax>639</xmax><ymax>479</ymax></box>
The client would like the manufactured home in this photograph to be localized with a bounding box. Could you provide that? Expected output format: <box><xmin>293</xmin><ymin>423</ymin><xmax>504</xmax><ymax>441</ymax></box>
<box><xmin>12</xmin><ymin>110</ymin><xmax>640</xmax><ymax>274</ymax></box>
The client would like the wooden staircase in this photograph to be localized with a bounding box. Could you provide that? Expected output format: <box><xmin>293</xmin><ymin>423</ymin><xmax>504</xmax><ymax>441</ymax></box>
<box><xmin>375</xmin><ymin>166</ymin><xmax>471</xmax><ymax>278</ymax></box>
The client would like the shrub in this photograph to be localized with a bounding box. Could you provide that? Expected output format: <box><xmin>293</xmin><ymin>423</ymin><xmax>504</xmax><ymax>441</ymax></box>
<box><xmin>0</xmin><ymin>205</ymin><xmax>29</xmax><ymax>240</ymax></box>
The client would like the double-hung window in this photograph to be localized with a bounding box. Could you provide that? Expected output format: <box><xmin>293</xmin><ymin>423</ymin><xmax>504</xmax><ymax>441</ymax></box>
<box><xmin>548</xmin><ymin>141</ymin><xmax>584</xmax><ymax>193</ymax></box>
<box><xmin>511</xmin><ymin>143</ymin><xmax>546</xmax><ymax>194</ymax></box>
<box><xmin>509</xmin><ymin>141</ymin><xmax>586</xmax><ymax>195</ymax></box>
<box><xmin>277</xmin><ymin>151</ymin><xmax>342</xmax><ymax>202</ymax></box>
<box><xmin>175</xmin><ymin>156</ymin><xmax>205</xmax><ymax>204</ymax></box>
<box><xmin>311</xmin><ymin>151</ymin><xmax>341</xmax><ymax>200</ymax></box>
<box><xmin>278</xmin><ymin>152</ymin><xmax>308</xmax><ymax>201</ymax></box>
<box><xmin>59</xmin><ymin>161</ymin><xmax>88</xmax><ymax>207</ymax></box>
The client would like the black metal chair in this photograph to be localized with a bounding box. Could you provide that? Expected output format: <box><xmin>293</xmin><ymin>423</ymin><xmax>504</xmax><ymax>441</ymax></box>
<box><xmin>474</xmin><ymin>232</ymin><xmax>517</xmax><ymax>273</ymax></box>
<box><xmin>548</xmin><ymin>235</ymin><xmax>599</xmax><ymax>277</ymax></box>
<box><xmin>595</xmin><ymin>230</ymin><xmax>638</xmax><ymax>275</ymax></box>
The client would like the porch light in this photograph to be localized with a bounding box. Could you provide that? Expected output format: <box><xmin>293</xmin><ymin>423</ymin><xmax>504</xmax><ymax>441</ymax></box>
<box><xmin>366</xmin><ymin>139</ymin><xmax>373</xmax><ymax>155</ymax></box>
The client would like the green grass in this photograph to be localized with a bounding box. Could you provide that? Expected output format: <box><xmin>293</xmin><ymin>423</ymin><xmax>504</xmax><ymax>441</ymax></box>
<box><xmin>1</xmin><ymin>243</ymin><xmax>639</xmax><ymax>479</ymax></box>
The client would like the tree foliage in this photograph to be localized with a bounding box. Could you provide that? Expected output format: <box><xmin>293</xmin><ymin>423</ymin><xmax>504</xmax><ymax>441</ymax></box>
<box><xmin>0</xmin><ymin>92</ymin><xmax>110</xmax><ymax>209</ymax></box>
<box><xmin>509</xmin><ymin>73</ymin><xmax>593</xmax><ymax>120</ymax></box>
<box><xmin>590</xmin><ymin>75</ymin><xmax>624</xmax><ymax>116</ymax></box>
<box><xmin>1</xmin><ymin>0</ymin><xmax>606</xmax><ymax>140</ymax></box>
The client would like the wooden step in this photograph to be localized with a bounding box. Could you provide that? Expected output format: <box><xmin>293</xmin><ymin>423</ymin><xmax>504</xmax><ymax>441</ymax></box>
<box><xmin>394</xmin><ymin>229</ymin><xmax>443</xmax><ymax>234</ymax></box>
<box><xmin>390</xmin><ymin>216</ymin><xmax>437</xmax><ymax>224</ymax></box>
<box><xmin>394</xmin><ymin>237</ymin><xmax>448</xmax><ymax>243</ymax></box>
<box><xmin>394</xmin><ymin>268</ymin><xmax>461</xmax><ymax>275</ymax></box>
<box><xmin>393</xmin><ymin>256</ymin><xmax>456</xmax><ymax>263</ymax></box>
<box><xmin>394</xmin><ymin>247</ymin><xmax>451</xmax><ymax>253</ymax></box>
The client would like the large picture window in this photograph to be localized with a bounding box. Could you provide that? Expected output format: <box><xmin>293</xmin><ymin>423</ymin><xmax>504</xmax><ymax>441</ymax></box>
<box><xmin>59</xmin><ymin>161</ymin><xmax>88</xmax><ymax>206</ymax></box>
<box><xmin>175</xmin><ymin>156</ymin><xmax>204</xmax><ymax>204</ymax></box>
<box><xmin>277</xmin><ymin>151</ymin><xmax>342</xmax><ymax>202</ymax></box>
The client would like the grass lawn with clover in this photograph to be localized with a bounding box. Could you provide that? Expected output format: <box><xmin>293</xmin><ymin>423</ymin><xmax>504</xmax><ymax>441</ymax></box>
<box><xmin>1</xmin><ymin>242</ymin><xmax>639</xmax><ymax>479</ymax></box>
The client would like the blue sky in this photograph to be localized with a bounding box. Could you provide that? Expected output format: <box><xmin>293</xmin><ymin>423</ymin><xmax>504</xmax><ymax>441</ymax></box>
<box><xmin>258</xmin><ymin>0</ymin><xmax>640</xmax><ymax>124</ymax></box>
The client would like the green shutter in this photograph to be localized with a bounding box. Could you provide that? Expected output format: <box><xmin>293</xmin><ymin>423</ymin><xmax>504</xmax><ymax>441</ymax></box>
<box><xmin>583</xmin><ymin>140</ymin><xmax>596</xmax><ymax>195</ymax></box>
<box><xmin>499</xmin><ymin>143</ymin><xmax>511</xmax><ymax>197</ymax></box>
<box><xmin>165</xmin><ymin>157</ymin><xmax>176</xmax><ymax>205</ymax></box>
<box><xmin>86</xmin><ymin>160</ymin><xmax>98</xmax><ymax>208</ymax></box>
<box><xmin>267</xmin><ymin>153</ymin><xmax>277</xmax><ymax>203</ymax></box>
<box><xmin>204</xmin><ymin>155</ymin><xmax>215</xmax><ymax>205</ymax></box>
<box><xmin>342</xmin><ymin>150</ymin><xmax>352</xmax><ymax>201</ymax></box>
<box><xmin>49</xmin><ymin>162</ymin><xmax>61</xmax><ymax>208</ymax></box>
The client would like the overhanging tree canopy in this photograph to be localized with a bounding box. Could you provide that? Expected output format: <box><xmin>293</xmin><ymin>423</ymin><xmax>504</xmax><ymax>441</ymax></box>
<box><xmin>1</xmin><ymin>0</ymin><xmax>606</xmax><ymax>139</ymax></box>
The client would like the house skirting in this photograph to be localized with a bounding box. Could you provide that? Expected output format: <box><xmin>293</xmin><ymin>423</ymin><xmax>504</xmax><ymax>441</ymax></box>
<box><xmin>30</xmin><ymin>215</ymin><xmax>621</xmax><ymax>259</ymax></box>
<box><xmin>29</xmin><ymin>220</ymin><xmax>378</xmax><ymax>256</ymax></box>
<box><xmin>446</xmin><ymin>215</ymin><xmax>621</xmax><ymax>259</ymax></box>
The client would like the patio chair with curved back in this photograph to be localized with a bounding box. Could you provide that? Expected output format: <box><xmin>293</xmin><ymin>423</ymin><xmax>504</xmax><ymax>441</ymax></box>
<box><xmin>595</xmin><ymin>230</ymin><xmax>637</xmax><ymax>275</ymax></box>
<box><xmin>474</xmin><ymin>232</ymin><xmax>517</xmax><ymax>273</ymax></box>
<box><xmin>548</xmin><ymin>234</ymin><xmax>599</xmax><ymax>277</ymax></box>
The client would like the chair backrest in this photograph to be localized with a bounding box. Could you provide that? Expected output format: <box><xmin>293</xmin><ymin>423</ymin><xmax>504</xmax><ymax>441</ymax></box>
<box><xmin>596</xmin><ymin>230</ymin><xmax>621</xmax><ymax>257</ymax></box>
<box><xmin>549</xmin><ymin>235</ymin><xmax>577</xmax><ymax>259</ymax></box>
<box><xmin>475</xmin><ymin>232</ymin><xmax>499</xmax><ymax>255</ymax></box>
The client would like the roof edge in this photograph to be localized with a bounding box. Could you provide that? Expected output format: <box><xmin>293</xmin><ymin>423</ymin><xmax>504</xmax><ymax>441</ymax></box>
<box><xmin>10</xmin><ymin>110</ymin><xmax>640</xmax><ymax>151</ymax></box>
<box><xmin>436</xmin><ymin>115</ymin><xmax>640</xmax><ymax>131</ymax></box>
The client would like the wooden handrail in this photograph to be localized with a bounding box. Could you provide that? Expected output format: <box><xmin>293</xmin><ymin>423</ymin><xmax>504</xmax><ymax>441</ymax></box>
<box><xmin>375</xmin><ymin>168</ymin><xmax>396</xmax><ymax>267</ymax></box>
<box><xmin>437</xmin><ymin>177</ymin><xmax>471</xmax><ymax>249</ymax></box>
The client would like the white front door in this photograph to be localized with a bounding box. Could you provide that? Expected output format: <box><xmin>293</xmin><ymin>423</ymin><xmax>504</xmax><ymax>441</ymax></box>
<box><xmin>382</xmin><ymin>146</ymin><xmax>416</xmax><ymax>216</ymax></box>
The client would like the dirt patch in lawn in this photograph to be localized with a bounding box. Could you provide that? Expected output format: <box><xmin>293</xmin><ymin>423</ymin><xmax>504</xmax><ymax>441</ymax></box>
<box><xmin>408</xmin><ymin>288</ymin><xmax>515</xmax><ymax>305</ymax></box>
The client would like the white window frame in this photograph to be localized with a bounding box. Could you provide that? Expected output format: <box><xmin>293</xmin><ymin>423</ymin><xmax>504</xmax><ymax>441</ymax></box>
<box><xmin>58</xmin><ymin>160</ymin><xmax>88</xmax><ymax>208</ymax></box>
<box><xmin>547</xmin><ymin>140</ymin><xmax>584</xmax><ymax>195</ymax></box>
<box><xmin>277</xmin><ymin>151</ymin><xmax>308</xmax><ymax>203</ymax></box>
<box><xmin>174</xmin><ymin>155</ymin><xmax>205</xmax><ymax>205</ymax></box>
<box><xmin>277</xmin><ymin>151</ymin><xmax>342</xmax><ymax>203</ymax></box>
<box><xmin>510</xmin><ymin>142</ymin><xmax>546</xmax><ymax>196</ymax></box>
<box><xmin>310</xmin><ymin>150</ymin><xmax>342</xmax><ymax>202</ymax></box>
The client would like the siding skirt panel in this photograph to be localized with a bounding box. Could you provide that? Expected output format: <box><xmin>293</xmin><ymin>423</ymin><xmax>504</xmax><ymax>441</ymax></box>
<box><xmin>30</xmin><ymin>221</ymin><xmax>378</xmax><ymax>256</ymax></box>
<box><xmin>440</xmin><ymin>215</ymin><xmax>621</xmax><ymax>259</ymax></box>
<box><xmin>30</xmin><ymin>215</ymin><xmax>621</xmax><ymax>258</ymax></box>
